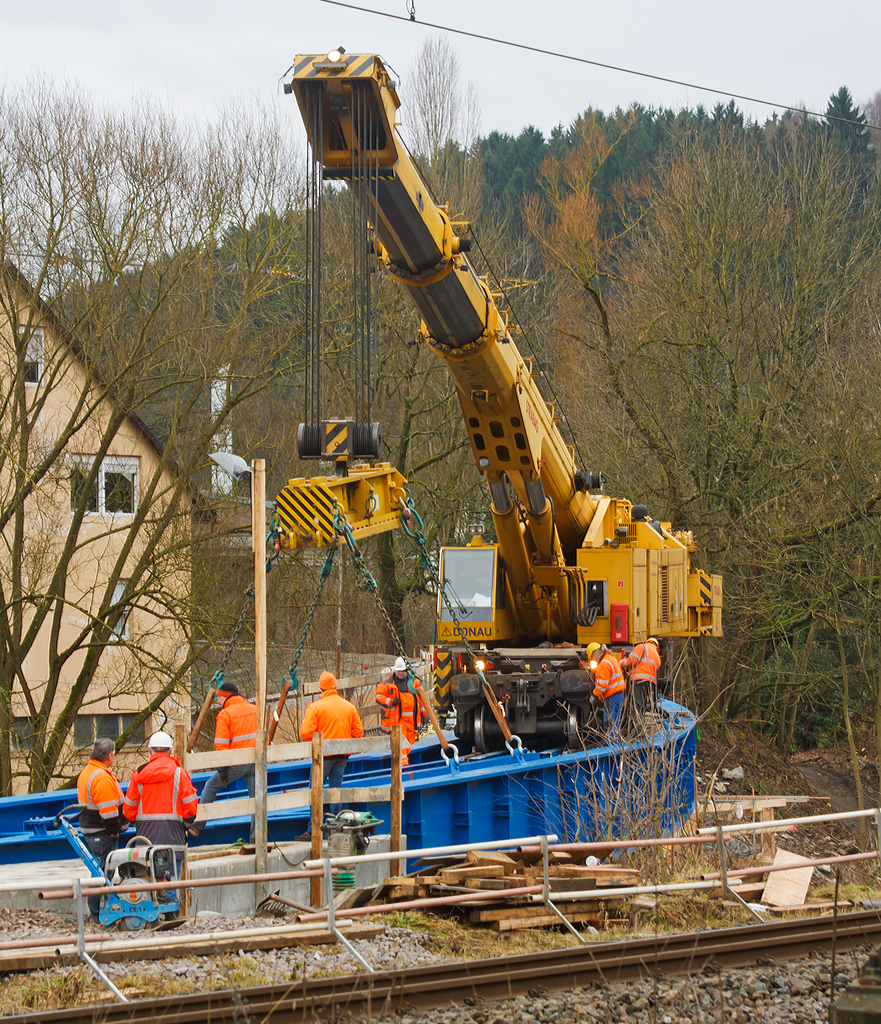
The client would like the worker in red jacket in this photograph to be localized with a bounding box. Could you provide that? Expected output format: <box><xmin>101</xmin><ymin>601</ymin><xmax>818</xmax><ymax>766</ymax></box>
<box><xmin>191</xmin><ymin>680</ymin><xmax>257</xmax><ymax>839</ymax></box>
<box><xmin>621</xmin><ymin>636</ymin><xmax>662</xmax><ymax>719</ymax></box>
<box><xmin>123</xmin><ymin>731</ymin><xmax>198</xmax><ymax>875</ymax></box>
<box><xmin>375</xmin><ymin>656</ymin><xmax>425</xmax><ymax>755</ymax></box>
<box><xmin>586</xmin><ymin>643</ymin><xmax>627</xmax><ymax>741</ymax></box>
<box><xmin>300</xmin><ymin>670</ymin><xmax>363</xmax><ymax>814</ymax></box>
<box><xmin>76</xmin><ymin>737</ymin><xmax>125</xmax><ymax>921</ymax></box>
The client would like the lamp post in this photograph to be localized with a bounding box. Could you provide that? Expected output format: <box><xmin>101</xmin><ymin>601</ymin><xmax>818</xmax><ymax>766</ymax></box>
<box><xmin>209</xmin><ymin>452</ymin><xmax>269</xmax><ymax>898</ymax></box>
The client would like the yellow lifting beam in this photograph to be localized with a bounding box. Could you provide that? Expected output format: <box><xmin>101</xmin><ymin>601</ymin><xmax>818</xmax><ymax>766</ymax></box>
<box><xmin>274</xmin><ymin>462</ymin><xmax>408</xmax><ymax>550</ymax></box>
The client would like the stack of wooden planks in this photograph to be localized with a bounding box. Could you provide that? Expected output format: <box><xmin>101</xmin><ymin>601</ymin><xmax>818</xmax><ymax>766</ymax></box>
<box><xmin>379</xmin><ymin>847</ymin><xmax>635</xmax><ymax>931</ymax></box>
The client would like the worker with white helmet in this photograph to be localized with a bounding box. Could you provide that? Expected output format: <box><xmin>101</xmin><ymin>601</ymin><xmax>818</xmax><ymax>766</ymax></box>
<box><xmin>375</xmin><ymin>656</ymin><xmax>425</xmax><ymax>756</ymax></box>
<box><xmin>123</xmin><ymin>730</ymin><xmax>198</xmax><ymax>873</ymax></box>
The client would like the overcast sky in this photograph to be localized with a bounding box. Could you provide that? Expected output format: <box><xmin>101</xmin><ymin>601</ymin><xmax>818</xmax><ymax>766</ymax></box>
<box><xmin>3</xmin><ymin>1</ymin><xmax>879</xmax><ymax>142</ymax></box>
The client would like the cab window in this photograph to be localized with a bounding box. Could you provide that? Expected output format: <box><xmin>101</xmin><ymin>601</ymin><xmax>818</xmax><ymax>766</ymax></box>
<box><xmin>439</xmin><ymin>548</ymin><xmax>495</xmax><ymax>622</ymax></box>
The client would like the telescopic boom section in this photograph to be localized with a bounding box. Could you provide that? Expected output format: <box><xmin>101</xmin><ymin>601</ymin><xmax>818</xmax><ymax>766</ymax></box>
<box><xmin>287</xmin><ymin>53</ymin><xmax>598</xmax><ymax>569</ymax></box>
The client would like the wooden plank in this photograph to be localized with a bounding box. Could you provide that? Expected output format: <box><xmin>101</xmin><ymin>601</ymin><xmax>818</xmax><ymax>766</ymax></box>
<box><xmin>767</xmin><ymin>900</ymin><xmax>852</xmax><ymax>914</ymax></box>
<box><xmin>310</xmin><ymin>735</ymin><xmax>323</xmax><ymax>907</ymax></box>
<box><xmin>470</xmin><ymin>900</ymin><xmax>609</xmax><ymax>923</ymax></box>
<box><xmin>450</xmin><ymin>877</ymin><xmax>526</xmax><ymax>891</ymax></box>
<box><xmin>762</xmin><ymin>849</ymin><xmax>814</xmax><ymax>907</ymax></box>
<box><xmin>196</xmin><ymin>785</ymin><xmax>391</xmax><ymax>821</ymax></box>
<box><xmin>390</xmin><ymin>726</ymin><xmax>402</xmax><ymax>878</ymax></box>
<box><xmin>548</xmin><ymin>865</ymin><xmax>639</xmax><ymax>881</ymax></box>
<box><xmin>5</xmin><ymin>925</ymin><xmax>387</xmax><ymax>971</ymax></box>
<box><xmin>495</xmin><ymin>912</ymin><xmax>605</xmax><ymax>932</ymax></box>
<box><xmin>388</xmin><ymin>885</ymin><xmax>428</xmax><ymax>899</ymax></box>
<box><xmin>439</xmin><ymin>865</ymin><xmax>506</xmax><ymax>883</ymax></box>
<box><xmin>186</xmin><ymin>736</ymin><xmax>390</xmax><ymax>772</ymax></box>
<box><xmin>467</xmin><ymin>849</ymin><xmax>519</xmax><ymax>867</ymax></box>
<box><xmin>382</xmin><ymin>875</ymin><xmax>447</xmax><ymax>887</ymax></box>
<box><xmin>760</xmin><ymin>807</ymin><xmax>777</xmax><ymax>860</ymax></box>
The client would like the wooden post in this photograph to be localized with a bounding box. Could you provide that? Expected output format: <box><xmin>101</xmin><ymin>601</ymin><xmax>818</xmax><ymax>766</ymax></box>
<box><xmin>186</xmin><ymin>687</ymin><xmax>216</xmax><ymax>753</ymax></box>
<box><xmin>310</xmin><ymin>733</ymin><xmax>324</xmax><ymax>906</ymax></box>
<box><xmin>412</xmin><ymin>678</ymin><xmax>450</xmax><ymax>750</ymax></box>
<box><xmin>759</xmin><ymin>807</ymin><xmax>776</xmax><ymax>860</ymax></box>
<box><xmin>390</xmin><ymin>725</ymin><xmax>402</xmax><ymax>878</ymax></box>
<box><xmin>267</xmin><ymin>682</ymin><xmax>291</xmax><ymax>746</ymax></box>
<box><xmin>172</xmin><ymin>726</ymin><xmax>185</xmax><ymax>765</ymax></box>
<box><xmin>253</xmin><ymin>459</ymin><xmax>268</xmax><ymax>902</ymax></box>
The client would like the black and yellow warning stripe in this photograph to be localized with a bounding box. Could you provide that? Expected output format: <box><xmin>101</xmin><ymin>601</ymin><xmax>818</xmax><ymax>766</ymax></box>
<box><xmin>699</xmin><ymin>572</ymin><xmax>712</xmax><ymax>608</ymax></box>
<box><xmin>276</xmin><ymin>481</ymin><xmax>338</xmax><ymax>546</ymax></box>
<box><xmin>324</xmin><ymin>421</ymin><xmax>349</xmax><ymax>459</ymax></box>
<box><xmin>293</xmin><ymin>54</ymin><xmax>377</xmax><ymax>80</ymax></box>
<box><xmin>433</xmin><ymin>650</ymin><xmax>453</xmax><ymax>711</ymax></box>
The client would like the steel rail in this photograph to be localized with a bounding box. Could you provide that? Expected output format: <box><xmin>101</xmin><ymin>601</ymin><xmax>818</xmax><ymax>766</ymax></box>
<box><xmin>4</xmin><ymin>910</ymin><xmax>881</xmax><ymax>1024</ymax></box>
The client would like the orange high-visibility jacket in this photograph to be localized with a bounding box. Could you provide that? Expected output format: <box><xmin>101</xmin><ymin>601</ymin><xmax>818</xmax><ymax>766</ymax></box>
<box><xmin>299</xmin><ymin>689</ymin><xmax>364</xmax><ymax>743</ymax></box>
<box><xmin>592</xmin><ymin>654</ymin><xmax>626</xmax><ymax>702</ymax></box>
<box><xmin>375</xmin><ymin>675</ymin><xmax>425</xmax><ymax>746</ymax></box>
<box><xmin>621</xmin><ymin>642</ymin><xmax>661</xmax><ymax>684</ymax></box>
<box><xmin>215</xmin><ymin>694</ymin><xmax>257</xmax><ymax>750</ymax></box>
<box><xmin>123</xmin><ymin>751</ymin><xmax>198</xmax><ymax>850</ymax></box>
<box><xmin>77</xmin><ymin>759</ymin><xmax>124</xmax><ymax>835</ymax></box>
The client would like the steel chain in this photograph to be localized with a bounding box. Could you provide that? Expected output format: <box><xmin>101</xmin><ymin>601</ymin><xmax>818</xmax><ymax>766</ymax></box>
<box><xmin>400</xmin><ymin>489</ymin><xmax>479</xmax><ymax>664</ymax></box>
<box><xmin>400</xmin><ymin>491</ymin><xmax>519</xmax><ymax>755</ymax></box>
<box><xmin>332</xmin><ymin>507</ymin><xmax>411</xmax><ymax>665</ymax></box>
<box><xmin>284</xmin><ymin>545</ymin><xmax>337</xmax><ymax>689</ymax></box>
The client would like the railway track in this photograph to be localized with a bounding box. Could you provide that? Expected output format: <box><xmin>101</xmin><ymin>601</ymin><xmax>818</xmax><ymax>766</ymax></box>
<box><xmin>4</xmin><ymin>909</ymin><xmax>880</xmax><ymax>1023</ymax></box>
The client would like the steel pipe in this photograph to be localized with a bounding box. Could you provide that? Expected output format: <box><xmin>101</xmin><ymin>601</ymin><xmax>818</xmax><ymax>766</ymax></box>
<box><xmin>296</xmin><ymin>885</ymin><xmax>544</xmax><ymax>923</ymax></box>
<box><xmin>529</xmin><ymin>880</ymin><xmax>721</xmax><ymax>902</ymax></box>
<box><xmin>302</xmin><ymin>833</ymin><xmax>558</xmax><ymax>869</ymax></box>
<box><xmin>697</xmin><ymin>807</ymin><xmax>877</xmax><ymax>835</ymax></box>
<box><xmin>702</xmin><ymin>849</ymin><xmax>879</xmax><ymax>881</ymax></box>
<box><xmin>518</xmin><ymin>834</ymin><xmax>723</xmax><ymax>855</ymax></box>
<box><xmin>40</xmin><ymin>867</ymin><xmax>325</xmax><ymax>901</ymax></box>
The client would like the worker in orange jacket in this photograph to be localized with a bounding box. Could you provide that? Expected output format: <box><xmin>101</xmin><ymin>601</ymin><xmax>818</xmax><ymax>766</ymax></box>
<box><xmin>300</xmin><ymin>670</ymin><xmax>363</xmax><ymax>813</ymax></box>
<box><xmin>77</xmin><ymin>737</ymin><xmax>125</xmax><ymax>921</ymax></box>
<box><xmin>586</xmin><ymin>642</ymin><xmax>627</xmax><ymax>741</ymax></box>
<box><xmin>621</xmin><ymin>637</ymin><xmax>662</xmax><ymax>719</ymax></box>
<box><xmin>375</xmin><ymin>656</ymin><xmax>425</xmax><ymax>752</ymax></box>
<box><xmin>123</xmin><ymin>731</ymin><xmax>198</xmax><ymax>872</ymax></box>
<box><xmin>192</xmin><ymin>680</ymin><xmax>257</xmax><ymax>839</ymax></box>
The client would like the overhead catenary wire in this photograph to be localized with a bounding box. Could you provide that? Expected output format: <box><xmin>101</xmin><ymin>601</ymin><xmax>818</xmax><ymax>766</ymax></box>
<box><xmin>319</xmin><ymin>0</ymin><xmax>880</xmax><ymax>135</ymax></box>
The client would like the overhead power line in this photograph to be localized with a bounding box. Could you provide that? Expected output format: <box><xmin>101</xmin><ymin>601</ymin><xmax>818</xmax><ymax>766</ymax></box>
<box><xmin>319</xmin><ymin>0</ymin><xmax>880</xmax><ymax>135</ymax></box>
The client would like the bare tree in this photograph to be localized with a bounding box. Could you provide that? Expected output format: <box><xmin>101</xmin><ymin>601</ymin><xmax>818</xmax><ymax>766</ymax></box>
<box><xmin>0</xmin><ymin>80</ymin><xmax>307</xmax><ymax>793</ymax></box>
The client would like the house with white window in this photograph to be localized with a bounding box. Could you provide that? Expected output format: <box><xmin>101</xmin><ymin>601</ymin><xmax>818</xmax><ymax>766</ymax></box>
<box><xmin>1</xmin><ymin>267</ymin><xmax>192</xmax><ymax>794</ymax></box>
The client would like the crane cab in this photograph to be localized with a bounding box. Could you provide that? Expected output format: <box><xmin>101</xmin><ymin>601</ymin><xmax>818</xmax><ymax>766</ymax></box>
<box><xmin>436</xmin><ymin>542</ymin><xmax>516</xmax><ymax>645</ymax></box>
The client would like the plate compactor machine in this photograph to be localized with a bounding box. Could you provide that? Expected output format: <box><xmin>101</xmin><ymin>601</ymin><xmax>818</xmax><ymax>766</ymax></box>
<box><xmin>55</xmin><ymin>805</ymin><xmax>182</xmax><ymax>930</ymax></box>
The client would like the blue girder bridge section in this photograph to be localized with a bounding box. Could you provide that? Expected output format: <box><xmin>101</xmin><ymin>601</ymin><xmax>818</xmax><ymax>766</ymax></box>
<box><xmin>0</xmin><ymin>701</ymin><xmax>695</xmax><ymax>863</ymax></box>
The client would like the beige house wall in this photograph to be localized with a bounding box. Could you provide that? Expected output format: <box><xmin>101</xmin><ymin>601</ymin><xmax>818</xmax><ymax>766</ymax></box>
<box><xmin>2</xmin><ymin>296</ymin><xmax>191</xmax><ymax>792</ymax></box>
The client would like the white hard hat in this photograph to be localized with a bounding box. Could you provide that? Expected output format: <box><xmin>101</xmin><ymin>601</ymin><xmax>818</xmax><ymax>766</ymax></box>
<box><xmin>148</xmin><ymin>730</ymin><xmax>173</xmax><ymax>749</ymax></box>
<box><xmin>393</xmin><ymin>656</ymin><xmax>407</xmax><ymax>673</ymax></box>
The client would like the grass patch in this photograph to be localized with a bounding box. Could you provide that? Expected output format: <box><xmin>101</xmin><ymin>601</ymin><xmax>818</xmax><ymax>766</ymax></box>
<box><xmin>0</xmin><ymin>967</ymin><xmax>102</xmax><ymax>1015</ymax></box>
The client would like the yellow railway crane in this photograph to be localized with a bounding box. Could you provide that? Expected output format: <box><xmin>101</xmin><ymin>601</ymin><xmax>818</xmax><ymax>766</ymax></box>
<box><xmin>277</xmin><ymin>49</ymin><xmax>722</xmax><ymax>751</ymax></box>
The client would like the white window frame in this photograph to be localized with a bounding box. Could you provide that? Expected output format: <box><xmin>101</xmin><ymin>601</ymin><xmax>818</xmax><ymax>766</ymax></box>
<box><xmin>110</xmin><ymin>579</ymin><xmax>131</xmax><ymax>641</ymax></box>
<box><xmin>71</xmin><ymin>455</ymin><xmax>139</xmax><ymax>516</ymax></box>
<box><xmin>18</xmin><ymin>326</ymin><xmax>44</xmax><ymax>386</ymax></box>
